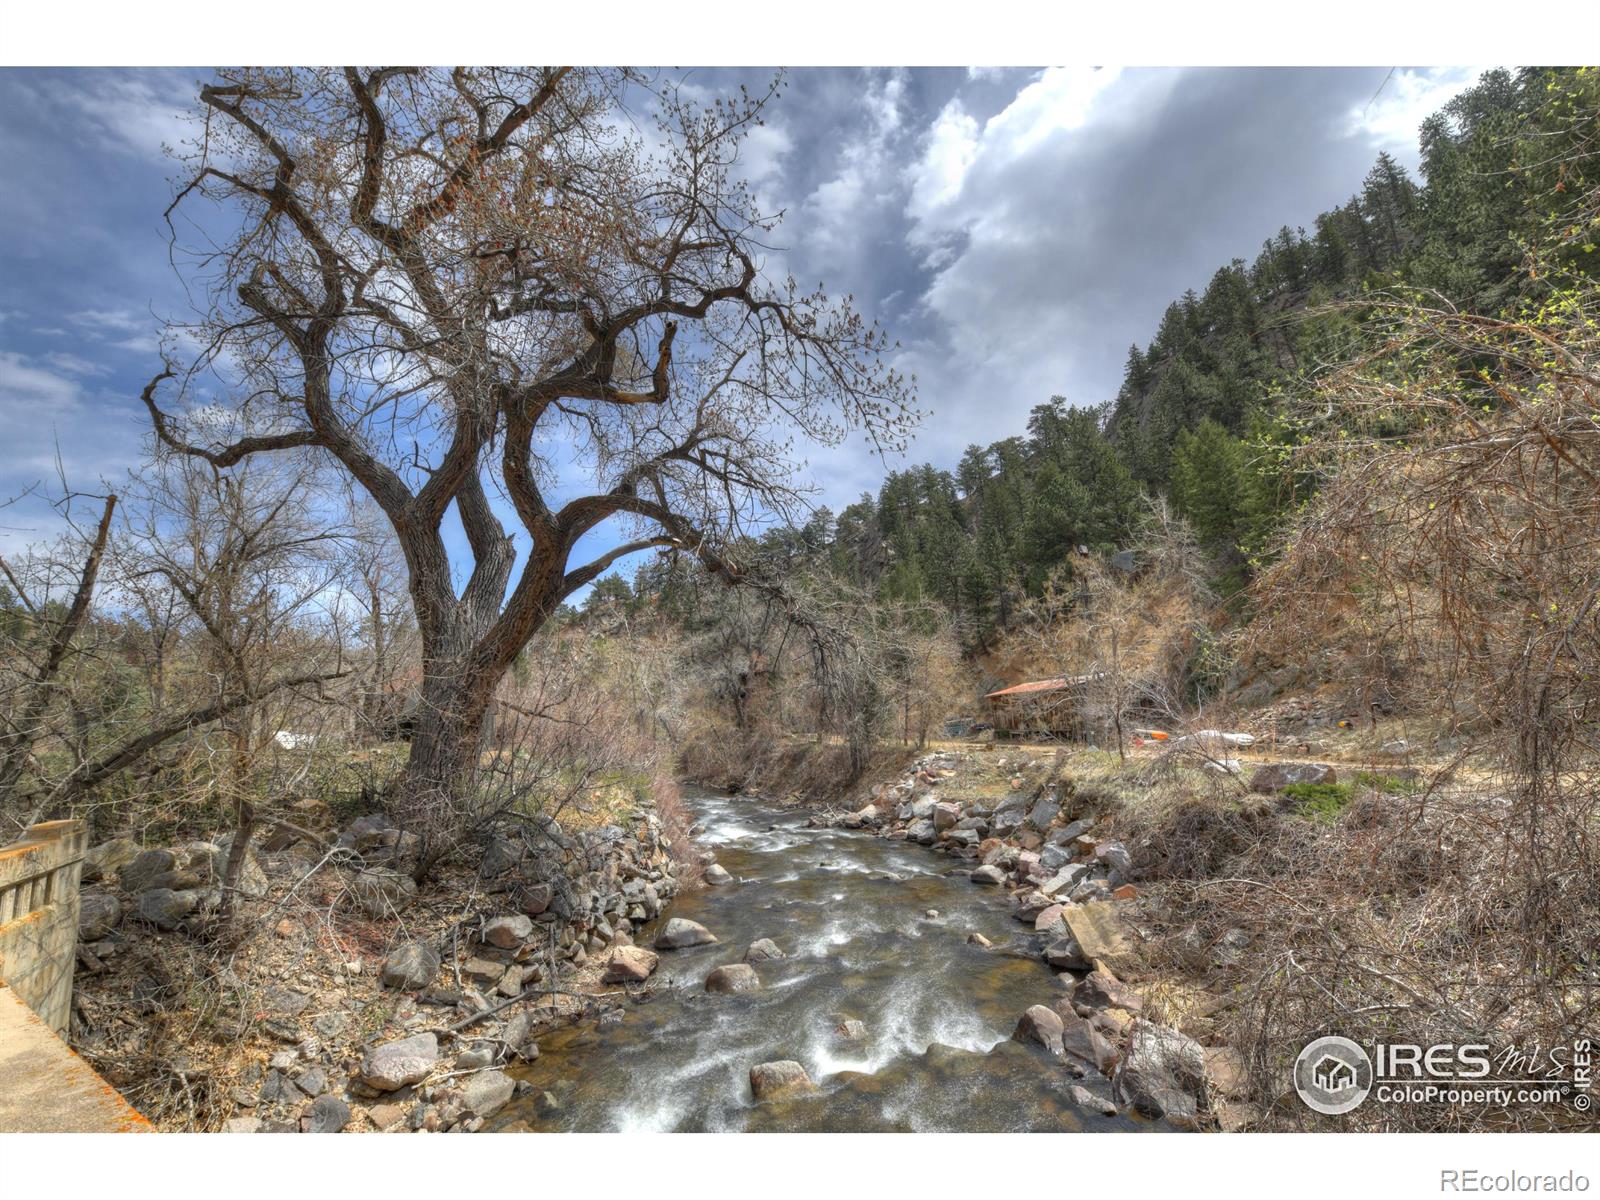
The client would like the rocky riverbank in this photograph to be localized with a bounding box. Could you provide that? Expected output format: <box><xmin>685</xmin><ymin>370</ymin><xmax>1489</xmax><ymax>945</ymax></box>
<box><xmin>68</xmin><ymin>799</ymin><xmax>684</xmax><ymax>1133</ymax></box>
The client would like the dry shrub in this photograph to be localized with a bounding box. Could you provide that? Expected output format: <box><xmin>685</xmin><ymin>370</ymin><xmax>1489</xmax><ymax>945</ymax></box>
<box><xmin>650</xmin><ymin>770</ymin><xmax>701</xmax><ymax>886</ymax></box>
<box><xmin>1127</xmin><ymin>773</ymin><xmax>1600</xmax><ymax>1130</ymax></box>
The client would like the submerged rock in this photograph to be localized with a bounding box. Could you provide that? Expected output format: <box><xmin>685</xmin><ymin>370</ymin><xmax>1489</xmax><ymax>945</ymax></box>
<box><xmin>704</xmin><ymin>863</ymin><xmax>734</xmax><ymax>886</ymax></box>
<box><xmin>749</xmin><ymin>1060</ymin><xmax>817</xmax><ymax>1101</ymax></box>
<box><xmin>745</xmin><ymin>938</ymin><xmax>785</xmax><ymax>962</ymax></box>
<box><xmin>655</xmin><ymin>917</ymin><xmax>718</xmax><ymax>949</ymax></box>
<box><xmin>705</xmin><ymin>963</ymin><xmax>761</xmax><ymax>994</ymax></box>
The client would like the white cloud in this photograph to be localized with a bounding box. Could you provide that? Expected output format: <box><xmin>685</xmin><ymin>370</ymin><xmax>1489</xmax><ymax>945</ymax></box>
<box><xmin>905</xmin><ymin>99</ymin><xmax>980</xmax><ymax>230</ymax></box>
<box><xmin>38</xmin><ymin>71</ymin><xmax>196</xmax><ymax>161</ymax></box>
<box><xmin>1343</xmin><ymin>67</ymin><xmax>1487</xmax><ymax>168</ymax></box>
<box><xmin>738</xmin><ymin>119</ymin><xmax>795</xmax><ymax>198</ymax></box>
<box><xmin>980</xmin><ymin>66</ymin><xmax>1123</xmax><ymax>163</ymax></box>
<box><xmin>799</xmin><ymin>70</ymin><xmax>912</xmax><ymax>273</ymax></box>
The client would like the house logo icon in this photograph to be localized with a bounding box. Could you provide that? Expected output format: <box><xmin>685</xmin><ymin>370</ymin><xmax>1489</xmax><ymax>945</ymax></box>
<box><xmin>1294</xmin><ymin>1036</ymin><xmax>1373</xmax><ymax>1115</ymax></box>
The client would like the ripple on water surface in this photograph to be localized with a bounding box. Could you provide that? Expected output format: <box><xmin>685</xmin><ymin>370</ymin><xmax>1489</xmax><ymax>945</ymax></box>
<box><xmin>492</xmin><ymin>789</ymin><xmax>1157</xmax><ymax>1133</ymax></box>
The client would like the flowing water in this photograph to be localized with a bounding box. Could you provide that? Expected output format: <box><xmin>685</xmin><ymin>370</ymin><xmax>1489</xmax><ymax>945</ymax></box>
<box><xmin>494</xmin><ymin>788</ymin><xmax>1156</xmax><ymax>1133</ymax></box>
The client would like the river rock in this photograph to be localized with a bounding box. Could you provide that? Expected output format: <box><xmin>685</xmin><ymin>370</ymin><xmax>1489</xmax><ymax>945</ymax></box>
<box><xmin>210</xmin><ymin>833</ymin><xmax>270</xmax><ymax>898</ymax></box>
<box><xmin>1093</xmin><ymin>840</ymin><xmax>1133</xmax><ymax>876</ymax></box>
<box><xmin>906</xmin><ymin>818</ymin><xmax>936</xmax><ymax>845</ymax></box>
<box><xmin>461</xmin><ymin>1069</ymin><xmax>515</xmax><ymax>1118</ymax></box>
<box><xmin>78</xmin><ymin>892</ymin><xmax>122</xmax><ymax>940</ymax></box>
<box><xmin>360</xmin><ymin>1033</ymin><xmax>438</xmax><ymax>1091</ymax></box>
<box><xmin>84</xmin><ymin>838</ymin><xmax>140</xmax><ymax>885</ymax></box>
<box><xmin>1068</xmin><ymin>1082</ymin><xmax>1118</xmax><ymax>1117</ymax></box>
<box><xmin>970</xmin><ymin>864</ymin><xmax>1006</xmax><ymax>885</ymax></box>
<box><xmin>136</xmin><ymin>887</ymin><xmax>198</xmax><ymax>930</ymax></box>
<box><xmin>749</xmin><ymin>1060</ymin><xmax>817</xmax><ymax>1101</ymax></box>
<box><xmin>1044</xmin><ymin>932</ymin><xmax>1091</xmax><ymax>970</ymax></box>
<box><xmin>602</xmin><ymin>945</ymin><xmax>659</xmax><ymax>983</ymax></box>
<box><xmin>833</xmin><ymin>1019</ymin><xmax>867</xmax><ymax>1043</ymax></box>
<box><xmin>990</xmin><ymin>794</ymin><xmax>1029</xmax><ymax>835</ymax></box>
<box><xmin>305</xmin><ymin>1094</ymin><xmax>350</xmax><ymax>1133</ymax></box>
<box><xmin>1040</xmin><ymin>863</ymin><xmax>1090</xmax><ymax>898</ymax></box>
<box><xmin>1247</xmin><ymin>762</ymin><xmax>1337</xmax><ymax>793</ymax></box>
<box><xmin>1059</xmin><ymin>1012</ymin><xmax>1117</xmax><ymax>1074</ymax></box>
<box><xmin>704</xmin><ymin>864</ymin><xmax>734</xmax><ymax>886</ymax></box>
<box><xmin>932</xmin><ymin>802</ymin><xmax>961</xmax><ymax>832</ymax></box>
<box><xmin>1028</xmin><ymin>798</ymin><xmax>1059</xmax><ymax>830</ymax></box>
<box><xmin>655</xmin><ymin>917</ymin><xmax>717</xmax><ymax>949</ymax></box>
<box><xmin>1073</xmin><ymin>968</ymin><xmax>1144</xmax><ymax>1015</ymax></box>
<box><xmin>502</xmin><ymin>1012</ymin><xmax>541</xmax><ymax>1063</ymax></box>
<box><xmin>118</xmin><ymin>849</ymin><xmax>176</xmax><ymax>894</ymax></box>
<box><xmin>705</xmin><ymin>963</ymin><xmax>761</xmax><ymax>994</ymax></box>
<box><xmin>1034</xmin><ymin>903</ymin><xmax>1067</xmax><ymax>934</ymax></box>
<box><xmin>745</xmin><ymin>938</ymin><xmax>785</xmax><ymax>963</ymax></box>
<box><xmin>514</xmin><ymin>883</ymin><xmax>552</xmax><ymax>915</ymax></box>
<box><xmin>1013</xmin><ymin>1004</ymin><xmax>1065</xmax><ymax>1056</ymax></box>
<box><xmin>1113</xmin><ymin>1022</ymin><xmax>1207</xmax><ymax>1125</ymax></box>
<box><xmin>1039</xmin><ymin>843</ymin><xmax>1073</xmax><ymax>872</ymax></box>
<box><xmin>482</xmin><ymin>914</ymin><xmax>533</xmax><ymax>949</ymax></box>
<box><xmin>966</xmin><ymin>932</ymin><xmax>993</xmax><ymax>948</ymax></box>
<box><xmin>380</xmin><ymin>941</ymin><xmax>440</xmax><ymax>991</ymax></box>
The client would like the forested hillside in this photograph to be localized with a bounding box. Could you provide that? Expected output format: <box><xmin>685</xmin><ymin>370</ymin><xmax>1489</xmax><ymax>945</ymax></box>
<box><xmin>605</xmin><ymin>68</ymin><xmax>1595</xmax><ymax>654</ymax></box>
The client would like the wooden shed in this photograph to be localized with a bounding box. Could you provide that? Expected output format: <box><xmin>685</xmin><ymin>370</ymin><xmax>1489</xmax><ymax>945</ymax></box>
<box><xmin>983</xmin><ymin>674</ymin><xmax>1095</xmax><ymax>738</ymax></box>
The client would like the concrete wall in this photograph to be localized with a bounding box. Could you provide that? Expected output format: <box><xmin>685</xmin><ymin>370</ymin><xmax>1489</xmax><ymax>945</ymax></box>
<box><xmin>0</xmin><ymin>819</ymin><xmax>87</xmax><ymax>1034</ymax></box>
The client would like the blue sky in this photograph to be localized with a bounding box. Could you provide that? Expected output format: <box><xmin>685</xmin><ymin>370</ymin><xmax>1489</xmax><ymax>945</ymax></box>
<box><xmin>0</xmin><ymin>66</ymin><xmax>1487</xmax><ymax>590</ymax></box>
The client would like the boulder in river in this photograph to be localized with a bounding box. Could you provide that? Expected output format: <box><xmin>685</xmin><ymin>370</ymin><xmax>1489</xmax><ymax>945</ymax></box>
<box><xmin>749</xmin><ymin>1060</ymin><xmax>817</xmax><ymax>1102</ymax></box>
<box><xmin>705</xmin><ymin>963</ymin><xmax>761</xmax><ymax>994</ymax></box>
<box><xmin>704</xmin><ymin>864</ymin><xmax>734</xmax><ymax>886</ymax></box>
<box><xmin>745</xmin><ymin>938</ymin><xmax>785</xmax><ymax>962</ymax></box>
<box><xmin>1013</xmin><ymin>1004</ymin><xmax>1065</xmax><ymax>1056</ymax></box>
<box><xmin>970</xmin><ymin>864</ymin><xmax>1006</xmax><ymax>885</ymax></box>
<box><xmin>602</xmin><ymin>945</ymin><xmax>659</xmax><ymax>983</ymax></box>
<box><xmin>655</xmin><ymin>917</ymin><xmax>718</xmax><ymax>949</ymax></box>
<box><xmin>838</xmin><ymin>1015</ymin><xmax>870</xmax><ymax>1040</ymax></box>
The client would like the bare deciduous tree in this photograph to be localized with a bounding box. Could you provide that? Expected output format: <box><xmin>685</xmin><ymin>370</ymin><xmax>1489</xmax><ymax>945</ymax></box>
<box><xmin>143</xmin><ymin>67</ymin><xmax>915</xmax><ymax>853</ymax></box>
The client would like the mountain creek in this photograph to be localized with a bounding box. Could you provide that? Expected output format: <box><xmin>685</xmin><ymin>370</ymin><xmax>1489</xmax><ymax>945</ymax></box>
<box><xmin>491</xmin><ymin>788</ymin><xmax>1162</xmax><ymax>1132</ymax></box>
